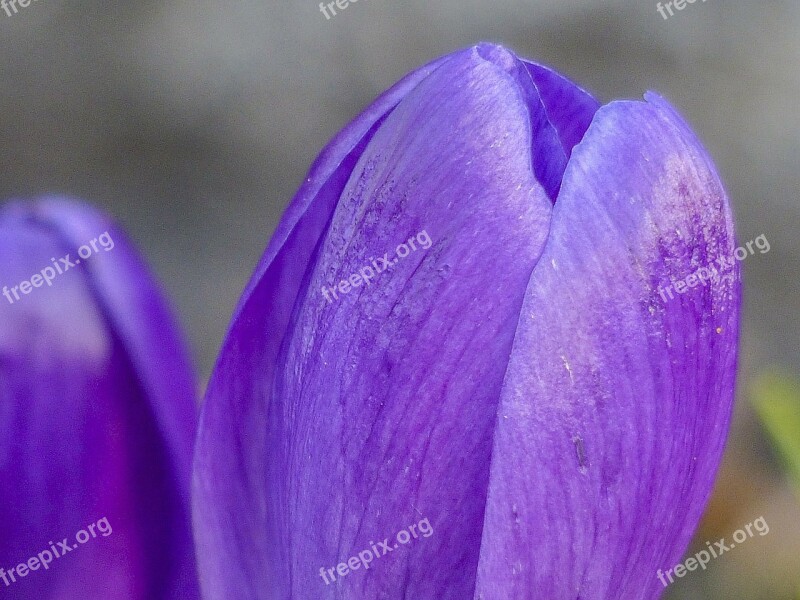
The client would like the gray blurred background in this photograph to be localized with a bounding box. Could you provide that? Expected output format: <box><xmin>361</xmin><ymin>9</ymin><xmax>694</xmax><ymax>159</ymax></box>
<box><xmin>1</xmin><ymin>1</ymin><xmax>798</xmax><ymax>598</ymax></box>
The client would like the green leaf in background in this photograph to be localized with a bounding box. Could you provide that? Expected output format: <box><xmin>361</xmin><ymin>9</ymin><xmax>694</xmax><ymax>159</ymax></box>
<box><xmin>752</xmin><ymin>372</ymin><xmax>800</xmax><ymax>495</ymax></box>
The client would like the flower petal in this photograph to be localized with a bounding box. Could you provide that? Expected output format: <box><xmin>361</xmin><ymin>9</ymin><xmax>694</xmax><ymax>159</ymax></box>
<box><xmin>0</xmin><ymin>199</ymin><xmax>199</xmax><ymax>599</ymax></box>
<box><xmin>523</xmin><ymin>60</ymin><xmax>602</xmax><ymax>158</ymax></box>
<box><xmin>474</xmin><ymin>93</ymin><xmax>740</xmax><ymax>600</ymax></box>
<box><xmin>193</xmin><ymin>47</ymin><xmax>464</xmax><ymax>600</ymax></box>
<box><xmin>473</xmin><ymin>44</ymin><xmax>568</xmax><ymax>200</ymax></box>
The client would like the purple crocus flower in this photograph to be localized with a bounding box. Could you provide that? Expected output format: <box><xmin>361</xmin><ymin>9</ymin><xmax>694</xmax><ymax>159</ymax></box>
<box><xmin>0</xmin><ymin>198</ymin><xmax>199</xmax><ymax>599</ymax></box>
<box><xmin>194</xmin><ymin>43</ymin><xmax>740</xmax><ymax>599</ymax></box>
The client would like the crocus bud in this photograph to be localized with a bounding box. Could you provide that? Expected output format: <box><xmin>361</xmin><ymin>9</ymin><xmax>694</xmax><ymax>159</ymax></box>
<box><xmin>0</xmin><ymin>198</ymin><xmax>199</xmax><ymax>599</ymax></box>
<box><xmin>194</xmin><ymin>43</ymin><xmax>740</xmax><ymax>600</ymax></box>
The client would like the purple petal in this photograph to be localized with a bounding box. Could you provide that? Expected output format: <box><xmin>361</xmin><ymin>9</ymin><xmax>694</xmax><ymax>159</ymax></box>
<box><xmin>0</xmin><ymin>198</ymin><xmax>199</xmax><ymax>599</ymax></box>
<box><xmin>473</xmin><ymin>43</ymin><xmax>568</xmax><ymax>200</ymax></box>
<box><xmin>474</xmin><ymin>93</ymin><xmax>740</xmax><ymax>600</ymax></box>
<box><xmin>194</xmin><ymin>44</ymin><xmax>560</xmax><ymax>599</ymax></box>
<box><xmin>523</xmin><ymin>60</ymin><xmax>602</xmax><ymax>157</ymax></box>
<box><xmin>193</xmin><ymin>48</ymin><xmax>462</xmax><ymax>600</ymax></box>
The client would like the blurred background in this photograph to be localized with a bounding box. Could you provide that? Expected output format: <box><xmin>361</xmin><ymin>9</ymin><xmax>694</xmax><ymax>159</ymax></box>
<box><xmin>1</xmin><ymin>0</ymin><xmax>798</xmax><ymax>597</ymax></box>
